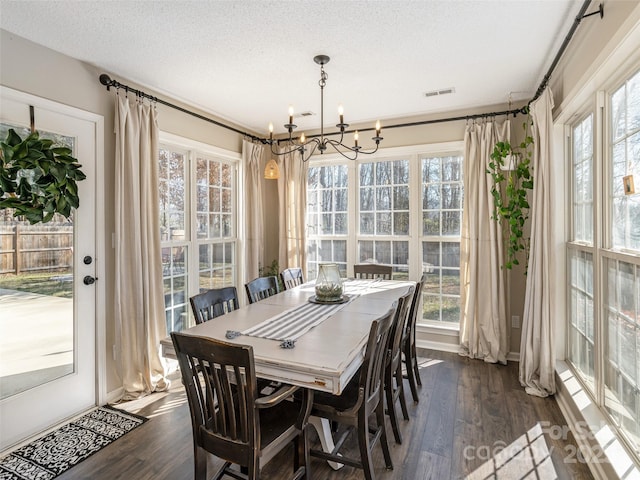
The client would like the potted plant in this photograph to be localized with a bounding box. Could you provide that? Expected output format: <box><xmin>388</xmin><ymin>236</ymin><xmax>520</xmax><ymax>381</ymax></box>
<box><xmin>486</xmin><ymin>117</ymin><xmax>534</xmax><ymax>270</ymax></box>
<box><xmin>0</xmin><ymin>129</ymin><xmax>86</xmax><ymax>224</ymax></box>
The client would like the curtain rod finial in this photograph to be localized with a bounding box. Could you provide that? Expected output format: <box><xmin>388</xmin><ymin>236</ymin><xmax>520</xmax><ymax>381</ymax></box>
<box><xmin>99</xmin><ymin>74</ymin><xmax>112</xmax><ymax>86</ymax></box>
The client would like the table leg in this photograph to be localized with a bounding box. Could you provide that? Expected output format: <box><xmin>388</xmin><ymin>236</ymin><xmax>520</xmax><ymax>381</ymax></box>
<box><xmin>308</xmin><ymin>415</ymin><xmax>343</xmax><ymax>470</ymax></box>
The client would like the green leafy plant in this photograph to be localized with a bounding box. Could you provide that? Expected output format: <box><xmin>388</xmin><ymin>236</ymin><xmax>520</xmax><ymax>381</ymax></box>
<box><xmin>0</xmin><ymin>129</ymin><xmax>86</xmax><ymax>224</ymax></box>
<box><xmin>259</xmin><ymin>258</ymin><xmax>284</xmax><ymax>291</ymax></box>
<box><xmin>487</xmin><ymin>118</ymin><xmax>534</xmax><ymax>270</ymax></box>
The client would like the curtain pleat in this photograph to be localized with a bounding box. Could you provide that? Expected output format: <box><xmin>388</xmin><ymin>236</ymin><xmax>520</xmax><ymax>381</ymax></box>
<box><xmin>277</xmin><ymin>148</ymin><xmax>307</xmax><ymax>275</ymax></box>
<box><xmin>459</xmin><ymin>120</ymin><xmax>510</xmax><ymax>364</ymax></box>
<box><xmin>243</xmin><ymin>140</ymin><xmax>265</xmax><ymax>282</ymax></box>
<box><xmin>114</xmin><ymin>95</ymin><xmax>169</xmax><ymax>400</ymax></box>
<box><xmin>519</xmin><ymin>87</ymin><xmax>556</xmax><ymax>397</ymax></box>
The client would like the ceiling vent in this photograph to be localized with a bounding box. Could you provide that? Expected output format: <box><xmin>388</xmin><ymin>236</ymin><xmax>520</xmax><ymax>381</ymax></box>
<box><xmin>424</xmin><ymin>87</ymin><xmax>455</xmax><ymax>98</ymax></box>
<box><xmin>296</xmin><ymin>111</ymin><xmax>315</xmax><ymax>117</ymax></box>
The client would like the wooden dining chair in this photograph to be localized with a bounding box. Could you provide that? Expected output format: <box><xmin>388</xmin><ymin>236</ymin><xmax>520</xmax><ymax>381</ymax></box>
<box><xmin>189</xmin><ymin>286</ymin><xmax>239</xmax><ymax>325</ymax></box>
<box><xmin>280</xmin><ymin>267</ymin><xmax>304</xmax><ymax>290</ymax></box>
<box><xmin>353</xmin><ymin>263</ymin><xmax>393</xmax><ymax>280</ymax></box>
<box><xmin>403</xmin><ymin>273</ymin><xmax>427</xmax><ymax>403</ymax></box>
<box><xmin>309</xmin><ymin>304</ymin><xmax>397</xmax><ymax>480</ymax></box>
<box><xmin>171</xmin><ymin>332</ymin><xmax>312</xmax><ymax>480</ymax></box>
<box><xmin>245</xmin><ymin>276</ymin><xmax>280</xmax><ymax>304</ymax></box>
<box><xmin>384</xmin><ymin>286</ymin><xmax>414</xmax><ymax>445</ymax></box>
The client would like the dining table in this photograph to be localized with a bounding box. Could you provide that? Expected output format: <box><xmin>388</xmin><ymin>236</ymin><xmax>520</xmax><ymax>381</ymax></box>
<box><xmin>160</xmin><ymin>277</ymin><xmax>415</xmax><ymax>469</ymax></box>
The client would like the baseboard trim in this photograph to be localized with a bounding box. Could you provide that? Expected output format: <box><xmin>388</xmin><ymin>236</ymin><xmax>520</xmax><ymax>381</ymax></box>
<box><xmin>416</xmin><ymin>338</ymin><xmax>460</xmax><ymax>354</ymax></box>
<box><xmin>106</xmin><ymin>387</ymin><xmax>124</xmax><ymax>404</ymax></box>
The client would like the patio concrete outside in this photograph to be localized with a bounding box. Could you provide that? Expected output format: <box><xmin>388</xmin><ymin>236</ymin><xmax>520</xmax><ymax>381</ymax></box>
<box><xmin>0</xmin><ymin>288</ymin><xmax>73</xmax><ymax>399</ymax></box>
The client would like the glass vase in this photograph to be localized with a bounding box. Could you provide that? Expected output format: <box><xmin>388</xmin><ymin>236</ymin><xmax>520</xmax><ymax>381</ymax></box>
<box><xmin>315</xmin><ymin>263</ymin><xmax>343</xmax><ymax>302</ymax></box>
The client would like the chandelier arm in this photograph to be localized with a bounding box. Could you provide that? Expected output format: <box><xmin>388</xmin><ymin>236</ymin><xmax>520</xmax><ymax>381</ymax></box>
<box><xmin>270</xmin><ymin>142</ymin><xmax>302</xmax><ymax>156</ymax></box>
<box><xmin>325</xmin><ymin>138</ymin><xmax>381</xmax><ymax>157</ymax></box>
<box><xmin>301</xmin><ymin>139</ymin><xmax>321</xmax><ymax>162</ymax></box>
<box><xmin>324</xmin><ymin>140</ymin><xmax>360</xmax><ymax>161</ymax></box>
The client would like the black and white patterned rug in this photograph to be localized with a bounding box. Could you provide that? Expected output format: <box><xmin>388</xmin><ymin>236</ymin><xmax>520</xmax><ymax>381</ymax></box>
<box><xmin>0</xmin><ymin>405</ymin><xmax>147</xmax><ymax>480</ymax></box>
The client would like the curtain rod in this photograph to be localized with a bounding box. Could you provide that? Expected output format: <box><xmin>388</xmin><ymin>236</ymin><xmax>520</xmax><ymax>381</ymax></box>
<box><xmin>98</xmin><ymin>0</ymin><xmax>601</xmax><ymax>143</ymax></box>
<box><xmin>98</xmin><ymin>73</ymin><xmax>264</xmax><ymax>143</ymax></box>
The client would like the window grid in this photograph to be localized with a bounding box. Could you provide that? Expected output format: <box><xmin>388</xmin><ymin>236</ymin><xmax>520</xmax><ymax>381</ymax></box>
<box><xmin>420</xmin><ymin>155</ymin><xmax>463</xmax><ymax>324</ymax></box>
<box><xmin>159</xmin><ymin>142</ymin><xmax>239</xmax><ymax>334</ymax></box>
<box><xmin>357</xmin><ymin>159</ymin><xmax>410</xmax><ymax>278</ymax></box>
<box><xmin>603</xmin><ymin>257</ymin><xmax>640</xmax><ymax>450</ymax></box>
<box><xmin>610</xmin><ymin>69</ymin><xmax>640</xmax><ymax>252</ymax></box>
<box><xmin>196</xmin><ymin>157</ymin><xmax>237</xmax><ymax>292</ymax></box>
<box><xmin>159</xmin><ymin>147</ymin><xmax>188</xmax><ymax>334</ymax></box>
<box><xmin>568</xmin><ymin>248</ymin><xmax>595</xmax><ymax>388</ymax></box>
<box><xmin>307</xmin><ymin>165</ymin><xmax>349</xmax><ymax>280</ymax></box>
<box><xmin>572</xmin><ymin>115</ymin><xmax>594</xmax><ymax>244</ymax></box>
<box><xmin>566</xmin><ymin>67</ymin><xmax>640</xmax><ymax>459</ymax></box>
<box><xmin>304</xmin><ymin>145</ymin><xmax>464</xmax><ymax>327</ymax></box>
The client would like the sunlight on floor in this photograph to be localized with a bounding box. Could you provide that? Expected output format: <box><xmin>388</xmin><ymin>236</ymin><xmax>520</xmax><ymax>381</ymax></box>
<box><xmin>465</xmin><ymin>423</ymin><xmax>558</xmax><ymax>480</ymax></box>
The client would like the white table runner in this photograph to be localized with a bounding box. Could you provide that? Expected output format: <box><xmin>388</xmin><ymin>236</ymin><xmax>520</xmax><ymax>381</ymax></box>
<box><xmin>241</xmin><ymin>294</ymin><xmax>358</xmax><ymax>341</ymax></box>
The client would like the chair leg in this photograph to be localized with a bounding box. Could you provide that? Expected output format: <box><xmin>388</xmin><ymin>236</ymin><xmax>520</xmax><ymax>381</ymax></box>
<box><xmin>194</xmin><ymin>446</ymin><xmax>207</xmax><ymax>480</ymax></box>
<box><xmin>395</xmin><ymin>363</ymin><xmax>410</xmax><ymax>421</ymax></box>
<box><xmin>376</xmin><ymin>400</ymin><xmax>394</xmax><ymax>471</ymax></box>
<box><xmin>412</xmin><ymin>343</ymin><xmax>422</xmax><ymax>386</ymax></box>
<box><xmin>385</xmin><ymin>368</ymin><xmax>403</xmax><ymax>444</ymax></box>
<box><xmin>357</xmin><ymin>417</ymin><xmax>376</xmax><ymax>480</ymax></box>
<box><xmin>403</xmin><ymin>343</ymin><xmax>420</xmax><ymax>403</ymax></box>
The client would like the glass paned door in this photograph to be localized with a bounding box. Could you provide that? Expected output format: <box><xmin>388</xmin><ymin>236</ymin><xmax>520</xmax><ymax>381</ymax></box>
<box><xmin>0</xmin><ymin>88</ymin><xmax>98</xmax><ymax>451</ymax></box>
<box><xmin>0</xmin><ymin>125</ymin><xmax>76</xmax><ymax>400</ymax></box>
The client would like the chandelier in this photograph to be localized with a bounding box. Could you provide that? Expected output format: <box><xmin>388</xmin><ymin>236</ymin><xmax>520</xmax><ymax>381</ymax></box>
<box><xmin>266</xmin><ymin>55</ymin><xmax>383</xmax><ymax>172</ymax></box>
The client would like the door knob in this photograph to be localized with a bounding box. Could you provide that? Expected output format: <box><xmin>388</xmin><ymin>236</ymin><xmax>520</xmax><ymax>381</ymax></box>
<box><xmin>83</xmin><ymin>276</ymin><xmax>96</xmax><ymax>285</ymax></box>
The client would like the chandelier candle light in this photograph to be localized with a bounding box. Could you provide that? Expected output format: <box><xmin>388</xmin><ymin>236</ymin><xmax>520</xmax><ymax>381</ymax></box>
<box><xmin>268</xmin><ymin>54</ymin><xmax>383</xmax><ymax>164</ymax></box>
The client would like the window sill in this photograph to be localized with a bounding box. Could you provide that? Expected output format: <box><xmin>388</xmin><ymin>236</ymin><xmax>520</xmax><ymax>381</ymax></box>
<box><xmin>555</xmin><ymin>360</ymin><xmax>640</xmax><ymax>480</ymax></box>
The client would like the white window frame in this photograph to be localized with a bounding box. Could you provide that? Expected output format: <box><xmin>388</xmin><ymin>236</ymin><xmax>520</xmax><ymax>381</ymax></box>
<box><xmin>159</xmin><ymin>132</ymin><xmax>242</xmax><ymax>332</ymax></box>
<box><xmin>306</xmin><ymin>141</ymin><xmax>463</xmax><ymax>329</ymax></box>
<box><xmin>562</xmin><ymin>59</ymin><xmax>640</xmax><ymax>471</ymax></box>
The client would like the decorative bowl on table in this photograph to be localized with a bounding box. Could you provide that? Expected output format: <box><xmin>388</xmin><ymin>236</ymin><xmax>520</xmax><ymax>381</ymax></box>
<box><xmin>314</xmin><ymin>263</ymin><xmax>343</xmax><ymax>303</ymax></box>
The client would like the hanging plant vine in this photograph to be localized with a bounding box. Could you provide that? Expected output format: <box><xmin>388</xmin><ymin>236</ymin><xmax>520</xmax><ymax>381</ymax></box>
<box><xmin>0</xmin><ymin>128</ymin><xmax>86</xmax><ymax>224</ymax></box>
<box><xmin>486</xmin><ymin>117</ymin><xmax>534</xmax><ymax>270</ymax></box>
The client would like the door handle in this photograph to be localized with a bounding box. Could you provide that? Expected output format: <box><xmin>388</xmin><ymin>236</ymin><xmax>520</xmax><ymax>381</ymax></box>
<box><xmin>83</xmin><ymin>276</ymin><xmax>97</xmax><ymax>285</ymax></box>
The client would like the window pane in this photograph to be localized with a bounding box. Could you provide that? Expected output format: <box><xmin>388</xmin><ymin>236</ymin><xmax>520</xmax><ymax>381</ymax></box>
<box><xmin>420</xmin><ymin>154</ymin><xmax>463</xmax><ymax>324</ymax></box>
<box><xmin>604</xmin><ymin>258</ymin><xmax>640</xmax><ymax>450</ymax></box>
<box><xmin>568</xmin><ymin>250</ymin><xmax>595</xmax><ymax>388</ymax></box>
<box><xmin>610</xmin><ymin>71</ymin><xmax>640</xmax><ymax>252</ymax></box>
<box><xmin>160</xmin><ymin>146</ymin><xmax>238</xmax><ymax>334</ymax></box>
<box><xmin>572</xmin><ymin>115</ymin><xmax>594</xmax><ymax>244</ymax></box>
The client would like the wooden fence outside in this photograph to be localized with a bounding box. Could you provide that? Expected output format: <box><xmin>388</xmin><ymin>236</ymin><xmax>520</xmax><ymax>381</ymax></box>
<box><xmin>0</xmin><ymin>225</ymin><xmax>73</xmax><ymax>275</ymax></box>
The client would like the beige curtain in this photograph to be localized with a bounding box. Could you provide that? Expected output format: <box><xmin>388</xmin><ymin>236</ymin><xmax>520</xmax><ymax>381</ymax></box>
<box><xmin>243</xmin><ymin>140</ymin><xmax>265</xmax><ymax>282</ymax></box>
<box><xmin>114</xmin><ymin>94</ymin><xmax>169</xmax><ymax>400</ymax></box>
<box><xmin>519</xmin><ymin>87</ymin><xmax>556</xmax><ymax>397</ymax></box>
<box><xmin>459</xmin><ymin>119</ymin><xmax>510</xmax><ymax>364</ymax></box>
<box><xmin>277</xmin><ymin>148</ymin><xmax>307</xmax><ymax>274</ymax></box>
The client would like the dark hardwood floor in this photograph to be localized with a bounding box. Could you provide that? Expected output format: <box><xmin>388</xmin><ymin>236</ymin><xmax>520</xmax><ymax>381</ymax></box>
<box><xmin>58</xmin><ymin>350</ymin><xmax>594</xmax><ymax>479</ymax></box>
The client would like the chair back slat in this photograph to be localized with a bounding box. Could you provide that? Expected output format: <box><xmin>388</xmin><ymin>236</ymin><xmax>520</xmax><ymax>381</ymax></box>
<box><xmin>388</xmin><ymin>287</ymin><xmax>414</xmax><ymax>368</ymax></box>
<box><xmin>360</xmin><ymin>305</ymin><xmax>396</xmax><ymax>407</ymax></box>
<box><xmin>404</xmin><ymin>274</ymin><xmax>426</xmax><ymax>346</ymax></box>
<box><xmin>190</xmin><ymin>287</ymin><xmax>239</xmax><ymax>324</ymax></box>
<box><xmin>280</xmin><ymin>268</ymin><xmax>304</xmax><ymax>290</ymax></box>
<box><xmin>245</xmin><ymin>276</ymin><xmax>280</xmax><ymax>304</ymax></box>
<box><xmin>353</xmin><ymin>263</ymin><xmax>393</xmax><ymax>280</ymax></box>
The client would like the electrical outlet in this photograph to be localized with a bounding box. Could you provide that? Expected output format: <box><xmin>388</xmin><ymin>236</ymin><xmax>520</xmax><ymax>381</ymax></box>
<box><xmin>511</xmin><ymin>315</ymin><xmax>520</xmax><ymax>329</ymax></box>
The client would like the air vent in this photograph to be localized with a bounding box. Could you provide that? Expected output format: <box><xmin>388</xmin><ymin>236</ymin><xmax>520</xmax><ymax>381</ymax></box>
<box><xmin>297</xmin><ymin>111</ymin><xmax>315</xmax><ymax>117</ymax></box>
<box><xmin>424</xmin><ymin>87</ymin><xmax>456</xmax><ymax>98</ymax></box>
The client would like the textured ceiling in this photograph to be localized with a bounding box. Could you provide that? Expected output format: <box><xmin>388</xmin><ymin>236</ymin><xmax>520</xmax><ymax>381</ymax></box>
<box><xmin>0</xmin><ymin>0</ymin><xmax>582</xmax><ymax>135</ymax></box>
